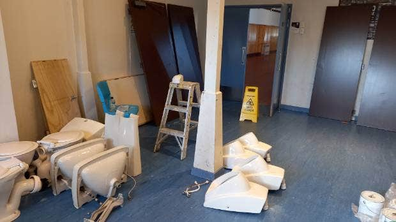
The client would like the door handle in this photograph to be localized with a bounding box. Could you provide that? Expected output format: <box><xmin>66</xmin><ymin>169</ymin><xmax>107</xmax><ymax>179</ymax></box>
<box><xmin>241</xmin><ymin>47</ymin><xmax>247</xmax><ymax>65</ymax></box>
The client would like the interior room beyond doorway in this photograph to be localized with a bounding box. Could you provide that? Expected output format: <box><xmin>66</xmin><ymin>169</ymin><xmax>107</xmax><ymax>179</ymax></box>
<box><xmin>245</xmin><ymin>8</ymin><xmax>280</xmax><ymax>106</ymax></box>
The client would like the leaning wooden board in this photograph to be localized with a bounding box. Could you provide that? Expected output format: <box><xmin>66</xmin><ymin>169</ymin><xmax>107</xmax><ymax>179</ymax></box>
<box><xmin>107</xmin><ymin>75</ymin><xmax>153</xmax><ymax>125</ymax></box>
<box><xmin>128</xmin><ymin>1</ymin><xmax>178</xmax><ymax>125</ymax></box>
<box><xmin>31</xmin><ymin>59</ymin><xmax>81</xmax><ymax>133</ymax></box>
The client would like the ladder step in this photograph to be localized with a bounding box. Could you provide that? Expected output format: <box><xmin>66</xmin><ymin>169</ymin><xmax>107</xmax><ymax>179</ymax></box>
<box><xmin>165</xmin><ymin>105</ymin><xmax>188</xmax><ymax>113</ymax></box>
<box><xmin>179</xmin><ymin>101</ymin><xmax>200</xmax><ymax>108</ymax></box>
<box><xmin>160</xmin><ymin>128</ymin><xmax>184</xmax><ymax>137</ymax></box>
<box><xmin>170</xmin><ymin>81</ymin><xmax>198</xmax><ymax>90</ymax></box>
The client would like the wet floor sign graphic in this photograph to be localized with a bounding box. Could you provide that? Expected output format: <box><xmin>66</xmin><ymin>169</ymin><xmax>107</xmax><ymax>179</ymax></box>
<box><xmin>240</xmin><ymin>86</ymin><xmax>258</xmax><ymax>123</ymax></box>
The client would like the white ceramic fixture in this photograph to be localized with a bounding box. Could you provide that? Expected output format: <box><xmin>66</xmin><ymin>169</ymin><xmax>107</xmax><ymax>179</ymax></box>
<box><xmin>204</xmin><ymin>170</ymin><xmax>268</xmax><ymax>213</ymax></box>
<box><xmin>223</xmin><ymin>140</ymin><xmax>259</xmax><ymax>169</ymax></box>
<box><xmin>72</xmin><ymin>146</ymin><xmax>129</xmax><ymax>209</ymax></box>
<box><xmin>237</xmin><ymin>132</ymin><xmax>272</xmax><ymax>162</ymax></box>
<box><xmin>0</xmin><ymin>142</ymin><xmax>38</xmax><ymax>165</ymax></box>
<box><xmin>234</xmin><ymin>155</ymin><xmax>286</xmax><ymax>190</ymax></box>
<box><xmin>0</xmin><ymin>157</ymin><xmax>41</xmax><ymax>222</ymax></box>
<box><xmin>34</xmin><ymin>118</ymin><xmax>105</xmax><ymax>181</ymax></box>
<box><xmin>50</xmin><ymin>139</ymin><xmax>107</xmax><ymax>196</ymax></box>
<box><xmin>105</xmin><ymin>112</ymin><xmax>141</xmax><ymax>177</ymax></box>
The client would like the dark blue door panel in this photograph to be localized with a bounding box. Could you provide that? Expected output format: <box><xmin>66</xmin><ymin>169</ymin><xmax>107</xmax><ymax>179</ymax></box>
<box><xmin>220</xmin><ymin>7</ymin><xmax>250</xmax><ymax>101</ymax></box>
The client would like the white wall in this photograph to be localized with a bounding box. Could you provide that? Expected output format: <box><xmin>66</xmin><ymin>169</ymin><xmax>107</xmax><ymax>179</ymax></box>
<box><xmin>0</xmin><ymin>0</ymin><xmax>78</xmax><ymax>141</ymax></box>
<box><xmin>0</xmin><ymin>10</ymin><xmax>19</xmax><ymax>143</ymax></box>
<box><xmin>249</xmin><ymin>8</ymin><xmax>280</xmax><ymax>26</ymax></box>
<box><xmin>83</xmin><ymin>0</ymin><xmax>207</xmax><ymax>121</ymax></box>
<box><xmin>227</xmin><ymin>0</ymin><xmax>339</xmax><ymax>109</ymax></box>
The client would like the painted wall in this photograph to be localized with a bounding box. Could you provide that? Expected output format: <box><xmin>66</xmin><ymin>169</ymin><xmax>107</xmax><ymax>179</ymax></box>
<box><xmin>0</xmin><ymin>10</ymin><xmax>19</xmax><ymax>143</ymax></box>
<box><xmin>0</xmin><ymin>0</ymin><xmax>78</xmax><ymax>141</ymax></box>
<box><xmin>83</xmin><ymin>0</ymin><xmax>207</xmax><ymax>121</ymax></box>
<box><xmin>249</xmin><ymin>8</ymin><xmax>280</xmax><ymax>26</ymax></box>
<box><xmin>226</xmin><ymin>0</ymin><xmax>339</xmax><ymax>109</ymax></box>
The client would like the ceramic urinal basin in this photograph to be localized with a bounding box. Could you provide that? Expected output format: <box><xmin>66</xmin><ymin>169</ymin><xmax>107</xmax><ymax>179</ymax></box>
<box><xmin>50</xmin><ymin>139</ymin><xmax>107</xmax><ymax>196</ymax></box>
<box><xmin>238</xmin><ymin>132</ymin><xmax>272</xmax><ymax>160</ymax></box>
<box><xmin>72</xmin><ymin>146</ymin><xmax>129</xmax><ymax>209</ymax></box>
<box><xmin>204</xmin><ymin>170</ymin><xmax>268</xmax><ymax>214</ymax></box>
<box><xmin>223</xmin><ymin>140</ymin><xmax>259</xmax><ymax>169</ymax></box>
<box><xmin>60</xmin><ymin>118</ymin><xmax>105</xmax><ymax>140</ymax></box>
<box><xmin>235</xmin><ymin>155</ymin><xmax>285</xmax><ymax>190</ymax></box>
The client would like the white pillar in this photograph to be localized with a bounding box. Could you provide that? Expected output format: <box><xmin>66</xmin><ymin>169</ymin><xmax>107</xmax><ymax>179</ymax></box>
<box><xmin>72</xmin><ymin>0</ymin><xmax>98</xmax><ymax>120</ymax></box>
<box><xmin>192</xmin><ymin>0</ymin><xmax>225</xmax><ymax>179</ymax></box>
<box><xmin>0</xmin><ymin>9</ymin><xmax>19</xmax><ymax>142</ymax></box>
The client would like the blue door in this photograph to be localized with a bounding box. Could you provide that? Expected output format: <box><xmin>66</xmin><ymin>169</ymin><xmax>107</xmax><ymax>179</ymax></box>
<box><xmin>220</xmin><ymin>7</ymin><xmax>250</xmax><ymax>101</ymax></box>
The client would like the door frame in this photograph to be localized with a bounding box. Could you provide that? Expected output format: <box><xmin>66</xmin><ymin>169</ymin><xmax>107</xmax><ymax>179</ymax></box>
<box><xmin>223</xmin><ymin>4</ymin><xmax>292</xmax><ymax>116</ymax></box>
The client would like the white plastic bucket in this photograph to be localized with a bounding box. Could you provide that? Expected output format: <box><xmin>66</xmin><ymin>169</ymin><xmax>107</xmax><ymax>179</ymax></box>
<box><xmin>358</xmin><ymin>191</ymin><xmax>385</xmax><ymax>218</ymax></box>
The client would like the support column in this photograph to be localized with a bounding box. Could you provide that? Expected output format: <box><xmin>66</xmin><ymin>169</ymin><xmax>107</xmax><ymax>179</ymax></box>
<box><xmin>192</xmin><ymin>0</ymin><xmax>225</xmax><ymax>180</ymax></box>
<box><xmin>72</xmin><ymin>0</ymin><xmax>98</xmax><ymax>120</ymax></box>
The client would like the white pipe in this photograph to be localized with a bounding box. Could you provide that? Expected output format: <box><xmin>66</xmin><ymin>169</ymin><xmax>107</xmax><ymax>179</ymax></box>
<box><xmin>37</xmin><ymin>159</ymin><xmax>51</xmax><ymax>181</ymax></box>
<box><xmin>7</xmin><ymin>176</ymin><xmax>41</xmax><ymax>213</ymax></box>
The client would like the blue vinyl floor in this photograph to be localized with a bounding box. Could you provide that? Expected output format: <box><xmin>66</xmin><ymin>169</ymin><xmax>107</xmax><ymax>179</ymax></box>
<box><xmin>17</xmin><ymin>101</ymin><xmax>396</xmax><ymax>221</ymax></box>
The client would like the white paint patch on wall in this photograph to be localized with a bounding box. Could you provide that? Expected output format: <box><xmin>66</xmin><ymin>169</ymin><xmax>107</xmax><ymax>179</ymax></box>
<box><xmin>249</xmin><ymin>8</ymin><xmax>280</xmax><ymax>26</ymax></box>
<box><xmin>226</xmin><ymin>0</ymin><xmax>339</xmax><ymax>109</ymax></box>
<box><xmin>0</xmin><ymin>10</ymin><xmax>18</xmax><ymax>143</ymax></box>
<box><xmin>0</xmin><ymin>0</ymin><xmax>78</xmax><ymax>141</ymax></box>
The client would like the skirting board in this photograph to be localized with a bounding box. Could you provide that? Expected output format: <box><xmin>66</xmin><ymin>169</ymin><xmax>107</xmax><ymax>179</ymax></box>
<box><xmin>280</xmin><ymin>104</ymin><xmax>309</xmax><ymax>114</ymax></box>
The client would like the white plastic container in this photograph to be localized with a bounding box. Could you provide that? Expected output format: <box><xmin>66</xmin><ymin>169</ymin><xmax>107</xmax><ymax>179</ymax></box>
<box><xmin>379</xmin><ymin>208</ymin><xmax>396</xmax><ymax>222</ymax></box>
<box><xmin>358</xmin><ymin>191</ymin><xmax>385</xmax><ymax>218</ymax></box>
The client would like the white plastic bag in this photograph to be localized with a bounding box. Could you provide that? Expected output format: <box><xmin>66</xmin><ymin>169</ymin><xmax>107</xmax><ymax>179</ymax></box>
<box><xmin>385</xmin><ymin>183</ymin><xmax>396</xmax><ymax>208</ymax></box>
<box><xmin>105</xmin><ymin>111</ymin><xmax>141</xmax><ymax>177</ymax></box>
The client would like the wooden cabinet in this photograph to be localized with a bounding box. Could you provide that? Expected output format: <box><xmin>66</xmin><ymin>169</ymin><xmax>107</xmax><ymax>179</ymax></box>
<box><xmin>247</xmin><ymin>24</ymin><xmax>279</xmax><ymax>55</ymax></box>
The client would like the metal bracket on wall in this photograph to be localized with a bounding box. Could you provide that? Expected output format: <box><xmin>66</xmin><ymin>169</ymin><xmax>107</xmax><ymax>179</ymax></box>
<box><xmin>32</xmin><ymin>79</ymin><xmax>38</xmax><ymax>89</ymax></box>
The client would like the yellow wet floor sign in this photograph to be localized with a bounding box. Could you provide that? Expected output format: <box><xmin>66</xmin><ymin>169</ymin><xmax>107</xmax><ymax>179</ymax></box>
<box><xmin>240</xmin><ymin>86</ymin><xmax>258</xmax><ymax>123</ymax></box>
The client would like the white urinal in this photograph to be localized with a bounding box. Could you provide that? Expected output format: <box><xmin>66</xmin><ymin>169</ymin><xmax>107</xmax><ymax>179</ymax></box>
<box><xmin>238</xmin><ymin>132</ymin><xmax>272</xmax><ymax>162</ymax></box>
<box><xmin>204</xmin><ymin>170</ymin><xmax>268</xmax><ymax>214</ymax></box>
<box><xmin>35</xmin><ymin>118</ymin><xmax>105</xmax><ymax>181</ymax></box>
<box><xmin>0</xmin><ymin>157</ymin><xmax>41</xmax><ymax>222</ymax></box>
<box><xmin>223</xmin><ymin>140</ymin><xmax>259</xmax><ymax>169</ymax></box>
<box><xmin>234</xmin><ymin>155</ymin><xmax>286</xmax><ymax>190</ymax></box>
<box><xmin>72</xmin><ymin>146</ymin><xmax>129</xmax><ymax>209</ymax></box>
<box><xmin>50</xmin><ymin>139</ymin><xmax>107</xmax><ymax>196</ymax></box>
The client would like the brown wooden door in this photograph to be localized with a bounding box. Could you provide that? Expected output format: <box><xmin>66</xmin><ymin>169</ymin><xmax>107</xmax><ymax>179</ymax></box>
<box><xmin>31</xmin><ymin>59</ymin><xmax>81</xmax><ymax>133</ymax></box>
<box><xmin>309</xmin><ymin>6</ymin><xmax>372</xmax><ymax>121</ymax></box>
<box><xmin>358</xmin><ymin>6</ymin><xmax>396</xmax><ymax>132</ymax></box>
<box><xmin>128</xmin><ymin>1</ymin><xmax>178</xmax><ymax>125</ymax></box>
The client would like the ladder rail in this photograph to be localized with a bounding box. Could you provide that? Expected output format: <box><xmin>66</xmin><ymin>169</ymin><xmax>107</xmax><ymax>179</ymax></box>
<box><xmin>154</xmin><ymin>80</ymin><xmax>202</xmax><ymax>160</ymax></box>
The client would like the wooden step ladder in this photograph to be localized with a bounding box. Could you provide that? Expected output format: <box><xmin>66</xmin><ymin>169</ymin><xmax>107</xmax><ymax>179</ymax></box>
<box><xmin>154</xmin><ymin>80</ymin><xmax>201</xmax><ymax>160</ymax></box>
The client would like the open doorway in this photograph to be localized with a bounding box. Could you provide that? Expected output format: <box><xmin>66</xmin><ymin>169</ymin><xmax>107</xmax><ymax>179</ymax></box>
<box><xmin>220</xmin><ymin>5</ymin><xmax>292</xmax><ymax>117</ymax></box>
<box><xmin>245</xmin><ymin>8</ymin><xmax>280</xmax><ymax>107</ymax></box>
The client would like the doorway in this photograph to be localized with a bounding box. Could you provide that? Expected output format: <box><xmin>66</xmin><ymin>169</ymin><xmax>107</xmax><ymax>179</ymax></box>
<box><xmin>220</xmin><ymin>4</ymin><xmax>292</xmax><ymax>117</ymax></box>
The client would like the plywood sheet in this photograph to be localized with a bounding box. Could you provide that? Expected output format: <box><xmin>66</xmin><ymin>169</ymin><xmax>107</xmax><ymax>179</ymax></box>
<box><xmin>358</xmin><ymin>6</ymin><xmax>396</xmax><ymax>132</ymax></box>
<box><xmin>128</xmin><ymin>1</ymin><xmax>178</xmax><ymax>125</ymax></box>
<box><xmin>168</xmin><ymin>4</ymin><xmax>203</xmax><ymax>88</ymax></box>
<box><xmin>107</xmin><ymin>75</ymin><xmax>152</xmax><ymax>125</ymax></box>
<box><xmin>31</xmin><ymin>59</ymin><xmax>81</xmax><ymax>133</ymax></box>
<box><xmin>309</xmin><ymin>6</ymin><xmax>372</xmax><ymax>121</ymax></box>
